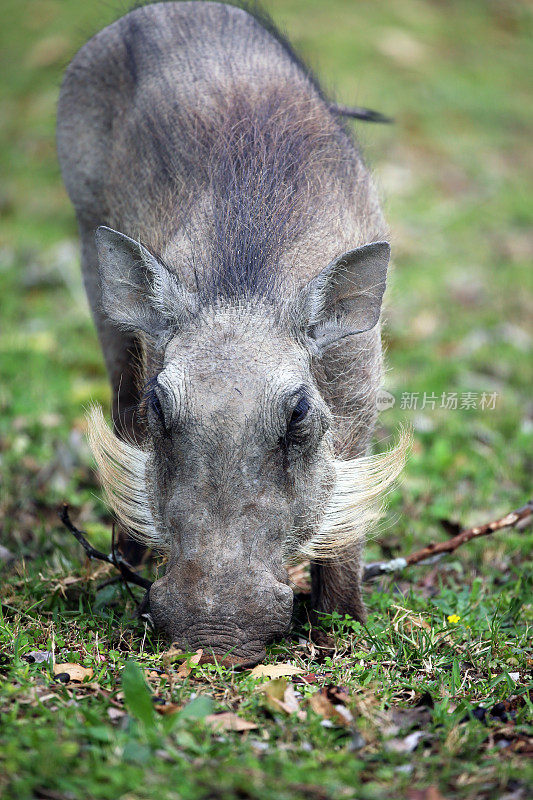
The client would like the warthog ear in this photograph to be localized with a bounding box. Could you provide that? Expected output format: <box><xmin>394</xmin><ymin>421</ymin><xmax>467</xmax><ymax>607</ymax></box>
<box><xmin>95</xmin><ymin>226</ymin><xmax>196</xmax><ymax>334</ymax></box>
<box><xmin>301</xmin><ymin>241</ymin><xmax>390</xmax><ymax>349</ymax></box>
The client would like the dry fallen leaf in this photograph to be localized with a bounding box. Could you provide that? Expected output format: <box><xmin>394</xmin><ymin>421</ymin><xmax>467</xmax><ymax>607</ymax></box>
<box><xmin>261</xmin><ymin>678</ymin><xmax>287</xmax><ymax>713</ymax></box>
<box><xmin>280</xmin><ymin>684</ymin><xmax>306</xmax><ymax>720</ymax></box>
<box><xmin>249</xmin><ymin>663</ymin><xmax>304</xmax><ymax>679</ymax></box>
<box><xmin>176</xmin><ymin>649</ymin><xmax>203</xmax><ymax>679</ymax></box>
<box><xmin>293</xmin><ymin>673</ymin><xmax>320</xmax><ymax>684</ymax></box>
<box><xmin>161</xmin><ymin>647</ymin><xmax>203</xmax><ymax>679</ymax></box>
<box><xmin>260</xmin><ymin>679</ymin><xmax>306</xmax><ymax>719</ymax></box>
<box><xmin>53</xmin><ymin>663</ymin><xmax>93</xmax><ymax>682</ymax></box>
<box><xmin>205</xmin><ymin>712</ymin><xmax>258</xmax><ymax>732</ymax></box>
<box><xmin>308</xmin><ymin>690</ymin><xmax>353</xmax><ymax>727</ymax></box>
<box><xmin>308</xmin><ymin>692</ymin><xmax>336</xmax><ymax>719</ymax></box>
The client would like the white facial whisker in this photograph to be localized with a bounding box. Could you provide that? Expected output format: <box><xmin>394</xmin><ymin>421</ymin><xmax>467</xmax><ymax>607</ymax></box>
<box><xmin>86</xmin><ymin>405</ymin><xmax>169</xmax><ymax>552</ymax></box>
<box><xmin>291</xmin><ymin>427</ymin><xmax>411</xmax><ymax>561</ymax></box>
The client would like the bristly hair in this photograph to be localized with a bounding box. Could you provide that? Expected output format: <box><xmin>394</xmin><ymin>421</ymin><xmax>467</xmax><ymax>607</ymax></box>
<box><xmin>86</xmin><ymin>405</ymin><xmax>163</xmax><ymax>550</ymax></box>
<box><xmin>287</xmin><ymin>427</ymin><xmax>412</xmax><ymax>563</ymax></box>
<box><xmin>127</xmin><ymin>0</ymin><xmax>329</xmax><ymax>98</ymax></box>
<box><xmin>193</xmin><ymin>89</ymin><xmax>349</xmax><ymax>303</ymax></box>
<box><xmin>99</xmin><ymin>1</ymin><xmax>361</xmax><ymax>308</ymax></box>
<box><xmin>87</xmin><ymin>403</ymin><xmax>411</xmax><ymax>562</ymax></box>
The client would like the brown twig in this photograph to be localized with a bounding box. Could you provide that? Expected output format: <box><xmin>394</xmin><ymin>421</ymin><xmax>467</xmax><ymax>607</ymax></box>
<box><xmin>363</xmin><ymin>500</ymin><xmax>533</xmax><ymax>580</ymax></box>
<box><xmin>110</xmin><ymin>521</ymin><xmax>138</xmax><ymax>604</ymax></box>
<box><xmin>58</xmin><ymin>504</ymin><xmax>152</xmax><ymax>591</ymax></box>
<box><xmin>407</xmin><ymin>501</ymin><xmax>533</xmax><ymax>564</ymax></box>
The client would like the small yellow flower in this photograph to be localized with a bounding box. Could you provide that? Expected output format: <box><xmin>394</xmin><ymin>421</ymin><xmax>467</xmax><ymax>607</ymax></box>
<box><xmin>447</xmin><ymin>614</ymin><xmax>461</xmax><ymax>624</ymax></box>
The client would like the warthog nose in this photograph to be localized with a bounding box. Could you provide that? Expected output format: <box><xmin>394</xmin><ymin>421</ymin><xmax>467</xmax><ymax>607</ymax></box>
<box><xmin>172</xmin><ymin>626</ymin><xmax>269</xmax><ymax>667</ymax></box>
<box><xmin>148</xmin><ymin>568</ymin><xmax>294</xmax><ymax>664</ymax></box>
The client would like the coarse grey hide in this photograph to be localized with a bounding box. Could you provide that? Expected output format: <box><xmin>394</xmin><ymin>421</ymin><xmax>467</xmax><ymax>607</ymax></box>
<box><xmin>57</xmin><ymin>1</ymin><xmax>408</xmax><ymax>665</ymax></box>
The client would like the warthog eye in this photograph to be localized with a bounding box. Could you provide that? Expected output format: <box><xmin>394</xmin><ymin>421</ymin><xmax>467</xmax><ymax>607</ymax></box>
<box><xmin>280</xmin><ymin>391</ymin><xmax>327</xmax><ymax>456</ymax></box>
<box><xmin>287</xmin><ymin>395</ymin><xmax>310</xmax><ymax>431</ymax></box>
<box><xmin>280</xmin><ymin>393</ymin><xmax>313</xmax><ymax>454</ymax></box>
<box><xmin>144</xmin><ymin>377</ymin><xmax>167</xmax><ymax>431</ymax></box>
<box><xmin>150</xmin><ymin>391</ymin><xmax>165</xmax><ymax>426</ymax></box>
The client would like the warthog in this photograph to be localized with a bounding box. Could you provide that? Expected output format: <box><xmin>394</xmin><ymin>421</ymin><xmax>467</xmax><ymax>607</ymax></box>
<box><xmin>57</xmin><ymin>1</ymin><xmax>407</xmax><ymax>665</ymax></box>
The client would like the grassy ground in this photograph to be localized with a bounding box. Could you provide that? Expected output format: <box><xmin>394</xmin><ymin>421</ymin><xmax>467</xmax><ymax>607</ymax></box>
<box><xmin>1</xmin><ymin>1</ymin><xmax>532</xmax><ymax>798</ymax></box>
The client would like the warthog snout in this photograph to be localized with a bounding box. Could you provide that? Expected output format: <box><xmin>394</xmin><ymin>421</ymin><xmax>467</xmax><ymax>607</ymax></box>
<box><xmin>148</xmin><ymin>561</ymin><xmax>294</xmax><ymax>666</ymax></box>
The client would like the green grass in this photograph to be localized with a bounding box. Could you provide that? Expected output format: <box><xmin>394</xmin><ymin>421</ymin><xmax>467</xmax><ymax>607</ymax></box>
<box><xmin>0</xmin><ymin>1</ymin><xmax>532</xmax><ymax>798</ymax></box>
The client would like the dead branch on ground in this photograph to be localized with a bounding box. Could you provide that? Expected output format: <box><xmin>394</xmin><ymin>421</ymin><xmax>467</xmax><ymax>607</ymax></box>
<box><xmin>362</xmin><ymin>500</ymin><xmax>533</xmax><ymax>580</ymax></box>
<box><xmin>58</xmin><ymin>504</ymin><xmax>152</xmax><ymax>591</ymax></box>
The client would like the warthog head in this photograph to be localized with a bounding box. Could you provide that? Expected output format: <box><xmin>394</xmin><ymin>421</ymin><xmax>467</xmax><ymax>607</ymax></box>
<box><xmin>88</xmin><ymin>227</ymin><xmax>407</xmax><ymax>665</ymax></box>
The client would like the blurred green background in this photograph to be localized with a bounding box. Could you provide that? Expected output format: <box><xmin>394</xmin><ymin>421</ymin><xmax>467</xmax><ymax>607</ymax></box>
<box><xmin>1</xmin><ymin>0</ymin><xmax>531</xmax><ymax>552</ymax></box>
